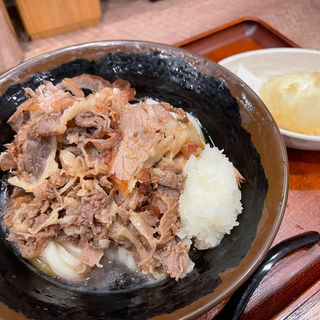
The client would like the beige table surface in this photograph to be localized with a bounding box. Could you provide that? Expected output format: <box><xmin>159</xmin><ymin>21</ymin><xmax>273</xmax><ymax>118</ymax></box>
<box><xmin>21</xmin><ymin>0</ymin><xmax>320</xmax><ymax>61</ymax></box>
<box><xmin>1</xmin><ymin>0</ymin><xmax>320</xmax><ymax>319</ymax></box>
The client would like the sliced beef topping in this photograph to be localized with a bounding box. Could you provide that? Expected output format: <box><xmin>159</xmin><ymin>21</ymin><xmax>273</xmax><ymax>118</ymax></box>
<box><xmin>7</xmin><ymin>98</ymin><xmax>38</xmax><ymax>132</ymax></box>
<box><xmin>8</xmin><ymin>225</ymin><xmax>59</xmax><ymax>259</ymax></box>
<box><xmin>1</xmin><ymin>75</ymin><xmax>204</xmax><ymax>281</ymax></box>
<box><xmin>129</xmin><ymin>211</ymin><xmax>158</xmax><ymax>253</ymax></box>
<box><xmin>150</xmin><ymin>186</ymin><xmax>181</xmax><ymax>215</ymax></box>
<box><xmin>99</xmin><ymin>175</ymin><xmax>113</xmax><ymax>190</ymax></box>
<box><xmin>117</xmin><ymin>207</ymin><xmax>130</xmax><ymax>225</ymax></box>
<box><xmin>181</xmin><ymin>142</ymin><xmax>202</xmax><ymax>159</ymax></box>
<box><xmin>0</xmin><ymin>150</ymin><xmax>17</xmax><ymax>171</ymax></box>
<box><xmin>75</xmin><ymin>111</ymin><xmax>111</xmax><ymax>138</ymax></box>
<box><xmin>57</xmin><ymin>74</ymin><xmax>112</xmax><ymax>97</ymax></box>
<box><xmin>158</xmin><ymin>170</ymin><xmax>185</xmax><ymax>190</ymax></box>
<box><xmin>84</xmin><ymin>134</ymin><xmax>119</xmax><ymax>155</ymax></box>
<box><xmin>33</xmin><ymin>180</ymin><xmax>58</xmax><ymax>200</ymax></box>
<box><xmin>112</xmin><ymin>79</ymin><xmax>136</xmax><ymax>103</ymax></box>
<box><xmin>156</xmin><ymin>154</ymin><xmax>185</xmax><ymax>174</ymax></box>
<box><xmin>22</xmin><ymin>136</ymin><xmax>53</xmax><ymax>179</ymax></box>
<box><xmin>110</xmin><ymin>105</ymin><xmax>159</xmax><ymax>181</ymax></box>
<box><xmin>31</xmin><ymin>111</ymin><xmax>62</xmax><ymax>137</ymax></box>
<box><xmin>135</xmin><ymin>168</ymin><xmax>160</xmax><ymax>185</ymax></box>
<box><xmin>65</xmin><ymin>126</ymin><xmax>87</xmax><ymax>144</ymax></box>
<box><xmin>81</xmin><ymin>244</ymin><xmax>104</xmax><ymax>268</ymax></box>
<box><xmin>157</xmin><ymin>196</ymin><xmax>180</xmax><ymax>244</ymax></box>
<box><xmin>155</xmin><ymin>240</ymin><xmax>194</xmax><ymax>281</ymax></box>
<box><xmin>28</xmin><ymin>211</ymin><xmax>59</xmax><ymax>235</ymax></box>
<box><xmin>81</xmin><ymin>132</ymin><xmax>120</xmax><ymax>171</ymax></box>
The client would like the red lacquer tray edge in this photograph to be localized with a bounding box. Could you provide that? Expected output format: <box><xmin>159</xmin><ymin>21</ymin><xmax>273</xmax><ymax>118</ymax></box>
<box><xmin>174</xmin><ymin>16</ymin><xmax>300</xmax><ymax>49</ymax></box>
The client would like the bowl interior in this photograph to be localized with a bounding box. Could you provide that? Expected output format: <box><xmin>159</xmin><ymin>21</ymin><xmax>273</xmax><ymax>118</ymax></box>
<box><xmin>0</xmin><ymin>42</ymin><xmax>287</xmax><ymax>320</ymax></box>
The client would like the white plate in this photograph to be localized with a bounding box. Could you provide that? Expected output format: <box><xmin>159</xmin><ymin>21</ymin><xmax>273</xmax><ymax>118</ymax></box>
<box><xmin>219</xmin><ymin>48</ymin><xmax>320</xmax><ymax>150</ymax></box>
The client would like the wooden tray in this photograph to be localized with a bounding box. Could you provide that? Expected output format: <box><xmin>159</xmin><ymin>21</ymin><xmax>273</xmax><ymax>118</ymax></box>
<box><xmin>175</xmin><ymin>17</ymin><xmax>299</xmax><ymax>62</ymax></box>
<box><xmin>0</xmin><ymin>17</ymin><xmax>319</xmax><ymax>320</ymax></box>
<box><xmin>177</xmin><ymin>18</ymin><xmax>320</xmax><ymax>320</ymax></box>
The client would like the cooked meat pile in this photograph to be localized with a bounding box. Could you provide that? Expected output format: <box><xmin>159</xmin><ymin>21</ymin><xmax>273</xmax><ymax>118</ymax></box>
<box><xmin>0</xmin><ymin>75</ymin><xmax>203</xmax><ymax>281</ymax></box>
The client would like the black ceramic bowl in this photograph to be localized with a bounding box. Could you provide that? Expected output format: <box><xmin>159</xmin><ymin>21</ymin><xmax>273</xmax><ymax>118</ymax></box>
<box><xmin>0</xmin><ymin>41</ymin><xmax>288</xmax><ymax>320</ymax></box>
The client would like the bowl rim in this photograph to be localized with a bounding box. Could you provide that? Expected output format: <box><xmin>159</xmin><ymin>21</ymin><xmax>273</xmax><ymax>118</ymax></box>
<box><xmin>280</xmin><ymin>128</ymin><xmax>320</xmax><ymax>141</ymax></box>
<box><xmin>218</xmin><ymin>47</ymin><xmax>320</xmax><ymax>65</ymax></box>
<box><xmin>0</xmin><ymin>40</ymin><xmax>289</xmax><ymax>320</ymax></box>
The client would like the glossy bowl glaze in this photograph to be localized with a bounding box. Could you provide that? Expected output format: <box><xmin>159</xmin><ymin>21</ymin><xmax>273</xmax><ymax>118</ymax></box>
<box><xmin>0</xmin><ymin>41</ymin><xmax>288</xmax><ymax>320</ymax></box>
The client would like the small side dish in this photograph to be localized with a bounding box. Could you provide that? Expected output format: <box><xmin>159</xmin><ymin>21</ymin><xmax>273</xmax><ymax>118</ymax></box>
<box><xmin>0</xmin><ymin>74</ymin><xmax>243</xmax><ymax>284</ymax></box>
<box><xmin>219</xmin><ymin>48</ymin><xmax>320</xmax><ymax>150</ymax></box>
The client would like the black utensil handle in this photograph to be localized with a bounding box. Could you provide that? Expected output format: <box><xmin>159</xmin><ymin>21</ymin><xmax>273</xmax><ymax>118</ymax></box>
<box><xmin>215</xmin><ymin>231</ymin><xmax>320</xmax><ymax>320</ymax></box>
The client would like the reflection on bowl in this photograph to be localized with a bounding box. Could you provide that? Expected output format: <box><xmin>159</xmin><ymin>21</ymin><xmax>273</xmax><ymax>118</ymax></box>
<box><xmin>0</xmin><ymin>41</ymin><xmax>288</xmax><ymax>320</ymax></box>
<box><xmin>219</xmin><ymin>48</ymin><xmax>320</xmax><ymax>150</ymax></box>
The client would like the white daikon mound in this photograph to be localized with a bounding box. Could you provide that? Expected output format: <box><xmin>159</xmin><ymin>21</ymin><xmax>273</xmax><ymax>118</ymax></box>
<box><xmin>179</xmin><ymin>144</ymin><xmax>243</xmax><ymax>250</ymax></box>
